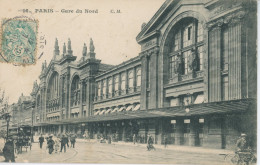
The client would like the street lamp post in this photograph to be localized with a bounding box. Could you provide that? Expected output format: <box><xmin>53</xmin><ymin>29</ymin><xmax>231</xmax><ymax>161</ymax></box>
<box><xmin>1</xmin><ymin>113</ymin><xmax>11</xmax><ymax>139</ymax></box>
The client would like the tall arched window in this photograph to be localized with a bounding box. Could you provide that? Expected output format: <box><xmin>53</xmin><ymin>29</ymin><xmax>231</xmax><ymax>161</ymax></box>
<box><xmin>71</xmin><ymin>75</ymin><xmax>80</xmax><ymax>106</ymax></box>
<box><xmin>128</xmin><ymin>70</ymin><xmax>134</xmax><ymax>88</ymax></box>
<box><xmin>136</xmin><ymin>68</ymin><xmax>141</xmax><ymax>87</ymax></box>
<box><xmin>102</xmin><ymin>80</ymin><xmax>107</xmax><ymax>97</ymax></box>
<box><xmin>97</xmin><ymin>82</ymin><xmax>101</xmax><ymax>97</ymax></box>
<box><xmin>169</xmin><ymin>18</ymin><xmax>204</xmax><ymax>78</ymax></box>
<box><xmin>121</xmin><ymin>73</ymin><xmax>126</xmax><ymax>90</ymax></box>
<box><xmin>46</xmin><ymin>72</ymin><xmax>59</xmax><ymax>109</ymax></box>
<box><xmin>114</xmin><ymin>75</ymin><xmax>119</xmax><ymax>92</ymax></box>
<box><xmin>108</xmin><ymin>78</ymin><xmax>112</xmax><ymax>96</ymax></box>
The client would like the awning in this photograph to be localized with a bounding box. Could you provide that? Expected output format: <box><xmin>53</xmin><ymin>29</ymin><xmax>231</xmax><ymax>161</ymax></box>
<box><xmin>126</xmin><ymin>105</ymin><xmax>133</xmax><ymax>111</ymax></box>
<box><xmin>133</xmin><ymin>104</ymin><xmax>140</xmax><ymax>111</ymax></box>
<box><xmin>111</xmin><ymin>107</ymin><xmax>119</xmax><ymax>113</ymax></box>
<box><xmin>47</xmin><ymin>112</ymin><xmax>60</xmax><ymax>118</ymax></box>
<box><xmin>99</xmin><ymin>109</ymin><xmax>106</xmax><ymax>115</ymax></box>
<box><xmin>105</xmin><ymin>109</ymin><xmax>112</xmax><ymax>114</ymax></box>
<box><xmin>194</xmin><ymin>94</ymin><xmax>204</xmax><ymax>104</ymax></box>
<box><xmin>117</xmin><ymin>107</ymin><xmax>125</xmax><ymax>112</ymax></box>
<box><xmin>33</xmin><ymin>99</ymin><xmax>255</xmax><ymax>126</ymax></box>
<box><xmin>71</xmin><ymin>108</ymin><xmax>80</xmax><ymax>114</ymax></box>
<box><xmin>94</xmin><ymin>110</ymin><xmax>100</xmax><ymax>115</ymax></box>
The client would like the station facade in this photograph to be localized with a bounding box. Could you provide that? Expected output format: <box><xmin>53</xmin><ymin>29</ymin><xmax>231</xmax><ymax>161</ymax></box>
<box><xmin>14</xmin><ymin>0</ymin><xmax>257</xmax><ymax>150</ymax></box>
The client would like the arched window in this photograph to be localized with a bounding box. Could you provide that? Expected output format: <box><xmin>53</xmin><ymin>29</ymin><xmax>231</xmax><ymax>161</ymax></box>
<box><xmin>114</xmin><ymin>75</ymin><xmax>119</xmax><ymax>92</ymax></box>
<box><xmin>102</xmin><ymin>80</ymin><xmax>107</xmax><ymax>97</ymax></box>
<box><xmin>46</xmin><ymin>72</ymin><xmax>59</xmax><ymax>109</ymax></box>
<box><xmin>136</xmin><ymin>68</ymin><xmax>141</xmax><ymax>87</ymax></box>
<box><xmin>121</xmin><ymin>73</ymin><xmax>126</xmax><ymax>90</ymax></box>
<box><xmin>128</xmin><ymin>71</ymin><xmax>134</xmax><ymax>88</ymax></box>
<box><xmin>71</xmin><ymin>75</ymin><xmax>80</xmax><ymax>106</ymax></box>
<box><xmin>97</xmin><ymin>82</ymin><xmax>101</xmax><ymax>97</ymax></box>
<box><xmin>169</xmin><ymin>18</ymin><xmax>204</xmax><ymax>78</ymax></box>
<box><xmin>108</xmin><ymin>78</ymin><xmax>112</xmax><ymax>95</ymax></box>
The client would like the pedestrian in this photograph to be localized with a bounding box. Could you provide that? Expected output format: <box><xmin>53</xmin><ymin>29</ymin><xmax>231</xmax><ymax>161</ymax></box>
<box><xmin>47</xmin><ymin>136</ymin><xmax>55</xmax><ymax>154</ymax></box>
<box><xmin>65</xmin><ymin>134</ymin><xmax>69</xmax><ymax>148</ymax></box>
<box><xmin>70</xmin><ymin>134</ymin><xmax>76</xmax><ymax>148</ymax></box>
<box><xmin>164</xmin><ymin>134</ymin><xmax>167</xmax><ymax>148</ymax></box>
<box><xmin>147</xmin><ymin>134</ymin><xmax>155</xmax><ymax>151</ymax></box>
<box><xmin>236</xmin><ymin>133</ymin><xmax>250</xmax><ymax>152</ymax></box>
<box><xmin>16</xmin><ymin>136</ymin><xmax>23</xmax><ymax>154</ymax></box>
<box><xmin>133</xmin><ymin>134</ymin><xmax>136</xmax><ymax>145</ymax></box>
<box><xmin>60</xmin><ymin>134</ymin><xmax>67</xmax><ymax>152</ymax></box>
<box><xmin>3</xmin><ymin>138</ymin><xmax>15</xmax><ymax>162</ymax></box>
<box><xmin>54</xmin><ymin>138</ymin><xmax>60</xmax><ymax>153</ymax></box>
<box><xmin>39</xmin><ymin>134</ymin><xmax>44</xmax><ymax>149</ymax></box>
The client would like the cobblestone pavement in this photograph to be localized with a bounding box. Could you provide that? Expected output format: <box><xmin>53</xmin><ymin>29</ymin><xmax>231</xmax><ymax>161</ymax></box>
<box><xmin>1</xmin><ymin>140</ymin><xmax>234</xmax><ymax>164</ymax></box>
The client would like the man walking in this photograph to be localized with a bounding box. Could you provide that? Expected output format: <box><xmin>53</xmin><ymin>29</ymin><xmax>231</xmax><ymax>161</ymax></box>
<box><xmin>3</xmin><ymin>138</ymin><xmax>15</xmax><ymax>162</ymax></box>
<box><xmin>38</xmin><ymin>134</ymin><xmax>44</xmax><ymax>149</ymax></box>
<box><xmin>70</xmin><ymin>134</ymin><xmax>76</xmax><ymax>148</ymax></box>
<box><xmin>60</xmin><ymin>134</ymin><xmax>67</xmax><ymax>153</ymax></box>
<box><xmin>47</xmin><ymin>136</ymin><xmax>55</xmax><ymax>154</ymax></box>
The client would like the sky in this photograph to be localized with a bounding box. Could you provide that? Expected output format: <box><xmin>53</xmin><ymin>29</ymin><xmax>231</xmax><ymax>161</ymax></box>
<box><xmin>0</xmin><ymin>0</ymin><xmax>165</xmax><ymax>104</ymax></box>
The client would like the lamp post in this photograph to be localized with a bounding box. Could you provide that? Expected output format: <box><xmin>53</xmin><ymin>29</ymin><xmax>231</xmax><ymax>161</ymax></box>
<box><xmin>1</xmin><ymin>113</ymin><xmax>11</xmax><ymax>139</ymax></box>
<box><xmin>184</xmin><ymin>93</ymin><xmax>191</xmax><ymax>114</ymax></box>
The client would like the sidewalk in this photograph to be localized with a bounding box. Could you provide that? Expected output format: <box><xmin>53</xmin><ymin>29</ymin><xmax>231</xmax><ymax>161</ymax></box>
<box><xmin>77</xmin><ymin>138</ymin><xmax>233</xmax><ymax>155</ymax></box>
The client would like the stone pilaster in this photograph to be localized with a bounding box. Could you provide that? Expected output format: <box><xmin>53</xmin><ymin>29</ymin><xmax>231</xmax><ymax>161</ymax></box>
<box><xmin>175</xmin><ymin>119</ymin><xmax>184</xmax><ymax>145</ymax></box>
<box><xmin>79</xmin><ymin>79</ymin><xmax>84</xmax><ymax>118</ymax></box>
<box><xmin>140</xmin><ymin>53</ymin><xmax>148</xmax><ymax>110</ymax></box>
<box><xmin>189</xmin><ymin>117</ymin><xmax>199</xmax><ymax>146</ymax></box>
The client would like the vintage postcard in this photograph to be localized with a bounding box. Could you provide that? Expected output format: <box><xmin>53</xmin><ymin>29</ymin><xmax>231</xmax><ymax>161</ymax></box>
<box><xmin>0</xmin><ymin>0</ymin><xmax>257</xmax><ymax>164</ymax></box>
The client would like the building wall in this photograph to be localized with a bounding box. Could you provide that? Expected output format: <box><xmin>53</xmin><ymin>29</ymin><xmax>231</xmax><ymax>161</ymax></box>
<box><xmin>18</xmin><ymin>0</ymin><xmax>257</xmax><ymax>150</ymax></box>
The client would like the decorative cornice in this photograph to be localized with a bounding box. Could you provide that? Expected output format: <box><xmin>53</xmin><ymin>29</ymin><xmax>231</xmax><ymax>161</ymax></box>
<box><xmin>207</xmin><ymin>10</ymin><xmax>246</xmax><ymax>29</ymax></box>
<box><xmin>140</xmin><ymin>46</ymin><xmax>160</xmax><ymax>58</ymax></box>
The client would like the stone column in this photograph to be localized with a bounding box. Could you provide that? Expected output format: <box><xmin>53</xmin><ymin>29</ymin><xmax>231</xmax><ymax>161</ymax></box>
<box><xmin>157</xmin><ymin>119</ymin><xmax>163</xmax><ymax>145</ymax></box>
<box><xmin>140</xmin><ymin>53</ymin><xmax>148</xmax><ymax>110</ymax></box>
<box><xmin>189</xmin><ymin>117</ymin><xmax>199</xmax><ymax>146</ymax></box>
<box><xmin>208</xmin><ymin>25</ymin><xmax>222</xmax><ymax>102</ymax></box>
<box><xmin>175</xmin><ymin>119</ymin><xmax>184</xmax><ymax>145</ymax></box>
<box><xmin>58</xmin><ymin>125</ymin><xmax>61</xmax><ymax>134</ymax></box>
<box><xmin>133</xmin><ymin>67</ymin><xmax>137</xmax><ymax>92</ymax></box>
<box><xmin>79</xmin><ymin>79</ymin><xmax>84</xmax><ymax>118</ymax></box>
<box><xmin>122</xmin><ymin>122</ymin><xmax>126</xmax><ymax>142</ymax></box>
<box><xmin>65</xmin><ymin>73</ymin><xmax>70</xmax><ymax>119</ymax></box>
<box><xmin>59</xmin><ymin>76</ymin><xmax>63</xmax><ymax>118</ymax></box>
<box><xmin>149</xmin><ymin>47</ymin><xmax>159</xmax><ymax>109</ymax></box>
<box><xmin>42</xmin><ymin>86</ymin><xmax>47</xmax><ymax>121</ymax></box>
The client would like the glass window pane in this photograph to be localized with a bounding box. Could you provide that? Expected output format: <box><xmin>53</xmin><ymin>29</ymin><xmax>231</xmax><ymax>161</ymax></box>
<box><xmin>198</xmin><ymin>46</ymin><xmax>204</xmax><ymax>71</ymax></box>
<box><xmin>136</xmin><ymin>69</ymin><xmax>141</xmax><ymax>87</ymax></box>
<box><xmin>183</xmin><ymin>24</ymin><xmax>193</xmax><ymax>47</ymax></box>
<box><xmin>114</xmin><ymin>76</ymin><xmax>119</xmax><ymax>91</ymax></box>
<box><xmin>197</xmin><ymin>22</ymin><xmax>203</xmax><ymax>42</ymax></box>
<box><xmin>121</xmin><ymin>74</ymin><xmax>125</xmax><ymax>90</ymax></box>
<box><xmin>108</xmin><ymin>79</ymin><xmax>112</xmax><ymax>94</ymax></box>
<box><xmin>103</xmin><ymin>80</ymin><xmax>106</xmax><ymax>95</ymax></box>
<box><xmin>183</xmin><ymin>50</ymin><xmax>191</xmax><ymax>74</ymax></box>
<box><xmin>128</xmin><ymin>71</ymin><xmax>133</xmax><ymax>88</ymax></box>
<box><xmin>173</xmin><ymin>30</ymin><xmax>181</xmax><ymax>51</ymax></box>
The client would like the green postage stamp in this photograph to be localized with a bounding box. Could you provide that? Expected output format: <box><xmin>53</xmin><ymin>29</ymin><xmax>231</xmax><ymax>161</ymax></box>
<box><xmin>0</xmin><ymin>17</ymin><xmax>38</xmax><ymax>65</ymax></box>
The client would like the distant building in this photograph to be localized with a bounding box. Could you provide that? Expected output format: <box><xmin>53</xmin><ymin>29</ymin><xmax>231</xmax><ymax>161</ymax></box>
<box><xmin>15</xmin><ymin>0</ymin><xmax>257</xmax><ymax>150</ymax></box>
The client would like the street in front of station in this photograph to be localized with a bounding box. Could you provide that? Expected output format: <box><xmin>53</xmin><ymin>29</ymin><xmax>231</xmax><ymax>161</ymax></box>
<box><xmin>0</xmin><ymin>138</ymin><xmax>233</xmax><ymax>164</ymax></box>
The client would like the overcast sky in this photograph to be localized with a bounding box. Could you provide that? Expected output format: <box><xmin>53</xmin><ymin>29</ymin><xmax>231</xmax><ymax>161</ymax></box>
<box><xmin>0</xmin><ymin>0</ymin><xmax>165</xmax><ymax>104</ymax></box>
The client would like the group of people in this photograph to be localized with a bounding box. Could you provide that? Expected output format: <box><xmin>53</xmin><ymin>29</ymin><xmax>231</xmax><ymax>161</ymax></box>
<box><xmin>38</xmin><ymin>133</ymin><xmax>77</xmax><ymax>154</ymax></box>
<box><xmin>2</xmin><ymin>135</ymin><xmax>32</xmax><ymax>162</ymax></box>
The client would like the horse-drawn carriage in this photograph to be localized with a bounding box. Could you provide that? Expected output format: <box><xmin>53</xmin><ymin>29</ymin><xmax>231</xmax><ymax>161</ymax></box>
<box><xmin>9</xmin><ymin>125</ymin><xmax>33</xmax><ymax>153</ymax></box>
